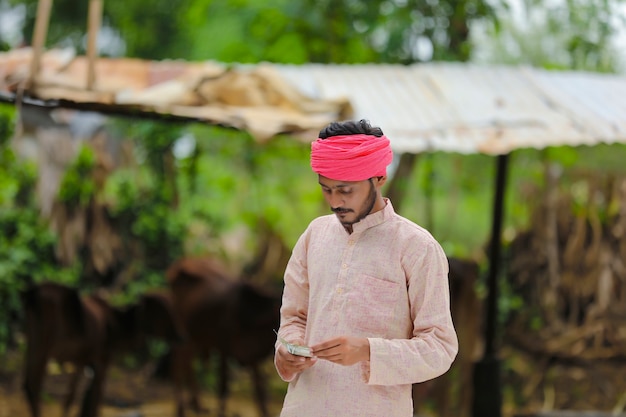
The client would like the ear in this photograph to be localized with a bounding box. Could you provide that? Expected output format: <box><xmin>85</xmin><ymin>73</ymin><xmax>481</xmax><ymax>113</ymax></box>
<box><xmin>375</xmin><ymin>175</ymin><xmax>387</xmax><ymax>188</ymax></box>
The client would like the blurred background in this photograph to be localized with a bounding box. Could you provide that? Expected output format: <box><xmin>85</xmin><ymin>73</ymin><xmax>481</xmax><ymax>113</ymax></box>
<box><xmin>1</xmin><ymin>1</ymin><xmax>626</xmax><ymax>417</ymax></box>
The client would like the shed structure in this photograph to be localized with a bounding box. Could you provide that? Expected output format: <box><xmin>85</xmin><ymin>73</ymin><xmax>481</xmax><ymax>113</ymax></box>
<box><xmin>2</xmin><ymin>48</ymin><xmax>626</xmax><ymax>417</ymax></box>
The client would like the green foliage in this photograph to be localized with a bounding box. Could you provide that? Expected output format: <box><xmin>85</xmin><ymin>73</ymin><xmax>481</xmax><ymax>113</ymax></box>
<box><xmin>401</xmin><ymin>143</ymin><xmax>626</xmax><ymax>261</ymax></box>
<box><xmin>403</xmin><ymin>152</ymin><xmax>498</xmax><ymax>258</ymax></box>
<box><xmin>98</xmin><ymin>117</ymin><xmax>626</xmax><ymax>309</ymax></box>
<box><xmin>57</xmin><ymin>145</ymin><xmax>96</xmax><ymax>207</ymax></box>
<box><xmin>0</xmin><ymin>105</ymin><xmax>79</xmax><ymax>354</ymax></box>
<box><xmin>9</xmin><ymin>0</ymin><xmax>497</xmax><ymax>63</ymax></box>
<box><xmin>0</xmin><ymin>205</ymin><xmax>80</xmax><ymax>353</ymax></box>
<box><xmin>0</xmin><ymin>209</ymin><xmax>73</xmax><ymax>283</ymax></box>
<box><xmin>12</xmin><ymin>0</ymin><xmax>89</xmax><ymax>51</ymax></box>
<box><xmin>99</xmin><ymin>119</ymin><xmax>319</xmax><ymax>302</ymax></box>
<box><xmin>238</xmin><ymin>133</ymin><xmax>323</xmax><ymax>246</ymax></box>
<box><xmin>0</xmin><ymin>39</ymin><xmax>10</xmax><ymax>52</ymax></box>
<box><xmin>0</xmin><ymin>105</ymin><xmax>14</xmax><ymax>146</ymax></box>
<box><xmin>101</xmin><ymin>120</ymin><xmax>188</xmax><ymax>298</ymax></box>
<box><xmin>105</xmin><ymin>0</ymin><xmax>188</xmax><ymax>58</ymax></box>
<box><xmin>9</xmin><ymin>0</ymin><xmax>188</xmax><ymax>58</ymax></box>
<box><xmin>5</xmin><ymin>0</ymin><xmax>626</xmax><ymax>374</ymax></box>
<box><xmin>172</xmin><ymin>124</ymin><xmax>321</xmax><ymax>252</ymax></box>
<box><xmin>0</xmin><ymin>105</ymin><xmax>36</xmax><ymax>207</ymax></box>
<box><xmin>179</xmin><ymin>0</ymin><xmax>496</xmax><ymax>63</ymax></box>
<box><xmin>8</xmin><ymin>0</ymin><xmax>624</xmax><ymax>70</ymax></box>
<box><xmin>103</xmin><ymin>167</ymin><xmax>186</xmax><ymax>300</ymax></box>
<box><xmin>0</xmin><ymin>108</ymin><xmax>19</xmax><ymax>206</ymax></box>
<box><xmin>95</xmin><ymin>119</ymin><xmax>320</xmax><ymax>305</ymax></box>
<box><xmin>471</xmin><ymin>0</ymin><xmax>626</xmax><ymax>72</ymax></box>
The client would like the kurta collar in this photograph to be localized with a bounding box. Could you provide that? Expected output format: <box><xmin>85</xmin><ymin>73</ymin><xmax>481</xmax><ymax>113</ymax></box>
<box><xmin>350</xmin><ymin>198</ymin><xmax>395</xmax><ymax>234</ymax></box>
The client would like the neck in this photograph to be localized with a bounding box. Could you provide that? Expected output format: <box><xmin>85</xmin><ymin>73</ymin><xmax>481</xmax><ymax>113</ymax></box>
<box><xmin>342</xmin><ymin>196</ymin><xmax>386</xmax><ymax>234</ymax></box>
<box><xmin>372</xmin><ymin>196</ymin><xmax>386</xmax><ymax>213</ymax></box>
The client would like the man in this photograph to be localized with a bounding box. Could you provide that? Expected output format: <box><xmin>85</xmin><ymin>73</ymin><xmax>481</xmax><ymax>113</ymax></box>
<box><xmin>275</xmin><ymin>119</ymin><xmax>458</xmax><ymax>417</ymax></box>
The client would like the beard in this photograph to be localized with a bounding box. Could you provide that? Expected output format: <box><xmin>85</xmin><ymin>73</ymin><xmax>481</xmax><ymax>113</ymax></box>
<box><xmin>332</xmin><ymin>179</ymin><xmax>377</xmax><ymax>227</ymax></box>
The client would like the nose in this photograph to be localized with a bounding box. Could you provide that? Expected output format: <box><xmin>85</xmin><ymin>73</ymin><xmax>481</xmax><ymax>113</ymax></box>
<box><xmin>327</xmin><ymin>191</ymin><xmax>343</xmax><ymax>209</ymax></box>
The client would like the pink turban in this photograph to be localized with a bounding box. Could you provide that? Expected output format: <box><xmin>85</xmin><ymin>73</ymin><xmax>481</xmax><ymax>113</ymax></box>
<box><xmin>310</xmin><ymin>134</ymin><xmax>393</xmax><ymax>181</ymax></box>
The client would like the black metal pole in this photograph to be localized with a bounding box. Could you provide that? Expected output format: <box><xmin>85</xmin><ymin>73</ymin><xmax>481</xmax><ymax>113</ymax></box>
<box><xmin>472</xmin><ymin>153</ymin><xmax>510</xmax><ymax>417</ymax></box>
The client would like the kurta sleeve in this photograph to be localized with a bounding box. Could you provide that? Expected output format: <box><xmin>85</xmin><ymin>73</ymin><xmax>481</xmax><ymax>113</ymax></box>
<box><xmin>274</xmin><ymin>227</ymin><xmax>311</xmax><ymax>382</ymax></box>
<box><xmin>365</xmin><ymin>240</ymin><xmax>458</xmax><ymax>385</ymax></box>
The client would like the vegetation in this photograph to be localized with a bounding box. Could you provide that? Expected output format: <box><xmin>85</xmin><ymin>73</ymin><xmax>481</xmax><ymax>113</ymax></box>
<box><xmin>0</xmin><ymin>105</ymin><xmax>80</xmax><ymax>355</ymax></box>
<box><xmin>8</xmin><ymin>0</ymin><xmax>495</xmax><ymax>62</ymax></box>
<box><xmin>1</xmin><ymin>1</ymin><xmax>626</xmax><ymax>414</ymax></box>
<box><xmin>471</xmin><ymin>0</ymin><xmax>626</xmax><ymax>72</ymax></box>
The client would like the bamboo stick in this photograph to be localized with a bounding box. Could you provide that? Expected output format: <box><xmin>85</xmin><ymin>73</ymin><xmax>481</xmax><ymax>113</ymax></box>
<box><xmin>86</xmin><ymin>0</ymin><xmax>103</xmax><ymax>90</ymax></box>
<box><xmin>28</xmin><ymin>0</ymin><xmax>54</xmax><ymax>89</ymax></box>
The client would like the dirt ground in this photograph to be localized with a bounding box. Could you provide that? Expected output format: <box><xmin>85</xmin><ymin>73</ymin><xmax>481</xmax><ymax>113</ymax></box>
<box><xmin>2</xmin><ymin>346</ymin><xmax>625</xmax><ymax>417</ymax></box>
<box><xmin>0</xmin><ymin>350</ymin><xmax>286</xmax><ymax>417</ymax></box>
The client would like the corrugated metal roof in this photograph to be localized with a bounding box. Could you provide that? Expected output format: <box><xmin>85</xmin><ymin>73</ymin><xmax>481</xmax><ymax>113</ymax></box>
<box><xmin>2</xmin><ymin>48</ymin><xmax>626</xmax><ymax>155</ymax></box>
<box><xmin>0</xmin><ymin>49</ymin><xmax>351</xmax><ymax>143</ymax></box>
<box><xmin>272</xmin><ymin>63</ymin><xmax>626</xmax><ymax>155</ymax></box>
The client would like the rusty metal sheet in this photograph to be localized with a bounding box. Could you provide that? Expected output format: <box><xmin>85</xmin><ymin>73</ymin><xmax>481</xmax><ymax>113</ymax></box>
<box><xmin>273</xmin><ymin>63</ymin><xmax>626</xmax><ymax>155</ymax></box>
<box><xmin>0</xmin><ymin>49</ymin><xmax>351</xmax><ymax>143</ymax></box>
<box><xmin>2</xmin><ymin>47</ymin><xmax>626</xmax><ymax>154</ymax></box>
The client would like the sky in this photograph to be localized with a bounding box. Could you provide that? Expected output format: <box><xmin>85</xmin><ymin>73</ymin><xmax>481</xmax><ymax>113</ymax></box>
<box><xmin>0</xmin><ymin>0</ymin><xmax>25</xmax><ymax>46</ymax></box>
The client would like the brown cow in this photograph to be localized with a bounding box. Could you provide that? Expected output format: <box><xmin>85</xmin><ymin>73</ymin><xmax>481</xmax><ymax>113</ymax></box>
<box><xmin>165</xmin><ymin>257</ymin><xmax>281</xmax><ymax>417</ymax></box>
<box><xmin>20</xmin><ymin>281</ymin><xmax>182</xmax><ymax>417</ymax></box>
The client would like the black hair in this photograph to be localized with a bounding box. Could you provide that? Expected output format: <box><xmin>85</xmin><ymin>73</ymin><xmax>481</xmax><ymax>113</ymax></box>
<box><xmin>318</xmin><ymin>119</ymin><xmax>384</xmax><ymax>139</ymax></box>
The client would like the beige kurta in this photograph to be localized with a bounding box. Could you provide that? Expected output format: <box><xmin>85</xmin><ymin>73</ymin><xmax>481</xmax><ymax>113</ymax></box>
<box><xmin>276</xmin><ymin>199</ymin><xmax>458</xmax><ymax>417</ymax></box>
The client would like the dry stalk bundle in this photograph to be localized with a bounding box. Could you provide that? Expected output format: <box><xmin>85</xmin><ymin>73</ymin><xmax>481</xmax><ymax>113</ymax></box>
<box><xmin>507</xmin><ymin>175</ymin><xmax>626</xmax><ymax>362</ymax></box>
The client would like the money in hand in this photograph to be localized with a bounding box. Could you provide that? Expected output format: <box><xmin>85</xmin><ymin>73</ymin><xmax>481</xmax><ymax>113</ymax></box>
<box><xmin>274</xmin><ymin>330</ymin><xmax>313</xmax><ymax>357</ymax></box>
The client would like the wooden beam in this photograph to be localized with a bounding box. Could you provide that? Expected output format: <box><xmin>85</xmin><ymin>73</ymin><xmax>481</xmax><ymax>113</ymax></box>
<box><xmin>28</xmin><ymin>0</ymin><xmax>54</xmax><ymax>88</ymax></box>
<box><xmin>86</xmin><ymin>0</ymin><xmax>103</xmax><ymax>90</ymax></box>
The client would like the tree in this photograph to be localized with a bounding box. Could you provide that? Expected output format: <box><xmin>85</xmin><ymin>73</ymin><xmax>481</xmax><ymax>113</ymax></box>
<box><xmin>471</xmin><ymin>0</ymin><xmax>626</xmax><ymax>72</ymax></box>
<box><xmin>7</xmin><ymin>0</ymin><xmax>498</xmax><ymax>63</ymax></box>
<box><xmin>178</xmin><ymin>0</ymin><xmax>497</xmax><ymax>63</ymax></box>
<box><xmin>6</xmin><ymin>0</ymin><xmax>188</xmax><ymax>59</ymax></box>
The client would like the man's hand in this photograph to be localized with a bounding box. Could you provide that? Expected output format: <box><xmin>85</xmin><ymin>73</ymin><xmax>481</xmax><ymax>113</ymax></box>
<box><xmin>275</xmin><ymin>343</ymin><xmax>317</xmax><ymax>380</ymax></box>
<box><xmin>311</xmin><ymin>336</ymin><xmax>370</xmax><ymax>366</ymax></box>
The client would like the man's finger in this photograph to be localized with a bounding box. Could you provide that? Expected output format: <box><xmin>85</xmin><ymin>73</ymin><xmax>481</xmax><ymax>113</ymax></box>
<box><xmin>311</xmin><ymin>340</ymin><xmax>341</xmax><ymax>352</ymax></box>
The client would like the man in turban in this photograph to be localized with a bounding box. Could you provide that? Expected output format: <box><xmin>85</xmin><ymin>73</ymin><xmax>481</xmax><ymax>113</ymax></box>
<box><xmin>274</xmin><ymin>119</ymin><xmax>458</xmax><ymax>417</ymax></box>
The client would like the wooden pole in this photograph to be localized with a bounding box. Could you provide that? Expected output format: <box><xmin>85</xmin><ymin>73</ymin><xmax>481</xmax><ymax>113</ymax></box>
<box><xmin>471</xmin><ymin>153</ymin><xmax>510</xmax><ymax>417</ymax></box>
<box><xmin>86</xmin><ymin>0</ymin><xmax>103</xmax><ymax>90</ymax></box>
<box><xmin>28</xmin><ymin>0</ymin><xmax>54</xmax><ymax>89</ymax></box>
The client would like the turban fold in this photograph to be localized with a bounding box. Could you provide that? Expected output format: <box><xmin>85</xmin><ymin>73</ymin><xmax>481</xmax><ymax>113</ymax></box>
<box><xmin>310</xmin><ymin>134</ymin><xmax>393</xmax><ymax>181</ymax></box>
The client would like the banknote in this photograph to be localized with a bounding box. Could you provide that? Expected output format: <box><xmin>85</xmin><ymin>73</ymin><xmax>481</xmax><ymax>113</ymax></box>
<box><xmin>274</xmin><ymin>329</ymin><xmax>313</xmax><ymax>357</ymax></box>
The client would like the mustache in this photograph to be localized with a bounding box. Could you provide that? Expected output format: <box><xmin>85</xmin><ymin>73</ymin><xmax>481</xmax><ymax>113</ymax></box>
<box><xmin>331</xmin><ymin>207</ymin><xmax>352</xmax><ymax>214</ymax></box>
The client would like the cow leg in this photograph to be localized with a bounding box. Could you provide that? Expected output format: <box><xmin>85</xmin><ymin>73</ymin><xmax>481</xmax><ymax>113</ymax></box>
<box><xmin>170</xmin><ymin>346</ymin><xmax>187</xmax><ymax>417</ymax></box>
<box><xmin>216</xmin><ymin>353</ymin><xmax>230</xmax><ymax>417</ymax></box>
<box><xmin>189</xmin><ymin>352</ymin><xmax>209</xmax><ymax>414</ymax></box>
<box><xmin>78</xmin><ymin>360</ymin><xmax>108</xmax><ymax>417</ymax></box>
<box><xmin>22</xmin><ymin>346</ymin><xmax>48</xmax><ymax>417</ymax></box>
<box><xmin>171</xmin><ymin>344</ymin><xmax>203</xmax><ymax>417</ymax></box>
<box><xmin>61</xmin><ymin>364</ymin><xmax>84</xmax><ymax>417</ymax></box>
<box><xmin>249</xmin><ymin>363</ymin><xmax>269</xmax><ymax>417</ymax></box>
